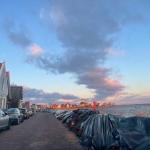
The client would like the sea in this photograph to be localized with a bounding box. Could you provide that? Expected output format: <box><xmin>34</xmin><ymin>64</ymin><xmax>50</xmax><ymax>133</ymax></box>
<box><xmin>100</xmin><ymin>104</ymin><xmax>150</xmax><ymax>117</ymax></box>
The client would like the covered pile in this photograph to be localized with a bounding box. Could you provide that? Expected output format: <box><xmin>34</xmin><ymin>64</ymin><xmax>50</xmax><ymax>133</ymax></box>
<box><xmin>52</xmin><ymin>109</ymin><xmax>150</xmax><ymax>150</ymax></box>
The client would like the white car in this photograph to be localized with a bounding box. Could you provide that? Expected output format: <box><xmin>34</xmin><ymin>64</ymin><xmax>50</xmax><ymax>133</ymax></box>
<box><xmin>0</xmin><ymin>109</ymin><xmax>10</xmax><ymax>130</ymax></box>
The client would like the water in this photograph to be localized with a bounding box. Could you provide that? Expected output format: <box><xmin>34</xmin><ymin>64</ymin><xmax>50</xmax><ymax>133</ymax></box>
<box><xmin>99</xmin><ymin>104</ymin><xmax>150</xmax><ymax>117</ymax></box>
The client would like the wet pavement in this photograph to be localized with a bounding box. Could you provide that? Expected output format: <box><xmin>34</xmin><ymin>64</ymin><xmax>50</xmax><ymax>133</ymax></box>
<box><xmin>0</xmin><ymin>112</ymin><xmax>83</xmax><ymax>150</ymax></box>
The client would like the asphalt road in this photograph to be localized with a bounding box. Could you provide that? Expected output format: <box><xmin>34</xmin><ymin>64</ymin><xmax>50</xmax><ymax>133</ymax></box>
<box><xmin>0</xmin><ymin>112</ymin><xmax>83</xmax><ymax>150</ymax></box>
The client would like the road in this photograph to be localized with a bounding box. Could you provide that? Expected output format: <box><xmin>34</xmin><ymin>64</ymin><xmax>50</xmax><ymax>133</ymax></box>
<box><xmin>0</xmin><ymin>113</ymin><xmax>83</xmax><ymax>150</ymax></box>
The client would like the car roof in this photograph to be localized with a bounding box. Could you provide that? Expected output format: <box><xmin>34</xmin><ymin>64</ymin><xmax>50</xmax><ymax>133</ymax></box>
<box><xmin>19</xmin><ymin>108</ymin><xmax>27</xmax><ymax>110</ymax></box>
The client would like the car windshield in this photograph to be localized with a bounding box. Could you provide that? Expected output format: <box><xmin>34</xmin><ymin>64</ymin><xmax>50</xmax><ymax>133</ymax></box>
<box><xmin>7</xmin><ymin>108</ymin><xmax>19</xmax><ymax>114</ymax></box>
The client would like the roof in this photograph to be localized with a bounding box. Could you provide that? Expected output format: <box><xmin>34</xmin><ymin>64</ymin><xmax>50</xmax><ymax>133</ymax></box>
<box><xmin>0</xmin><ymin>62</ymin><xmax>5</xmax><ymax>70</ymax></box>
<box><xmin>0</xmin><ymin>63</ymin><xmax>2</xmax><ymax>69</ymax></box>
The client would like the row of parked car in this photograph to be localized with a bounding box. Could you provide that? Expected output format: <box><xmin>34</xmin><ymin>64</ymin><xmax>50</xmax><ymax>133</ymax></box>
<box><xmin>0</xmin><ymin>108</ymin><xmax>35</xmax><ymax>131</ymax></box>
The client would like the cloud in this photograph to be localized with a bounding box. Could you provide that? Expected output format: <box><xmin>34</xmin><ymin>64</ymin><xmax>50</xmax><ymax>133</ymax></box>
<box><xmin>116</xmin><ymin>94</ymin><xmax>150</xmax><ymax>105</ymax></box>
<box><xmin>77</xmin><ymin>68</ymin><xmax>124</xmax><ymax>99</ymax></box>
<box><xmin>28</xmin><ymin>43</ymin><xmax>43</xmax><ymax>57</ymax></box>
<box><xmin>106</xmin><ymin>48</ymin><xmax>126</xmax><ymax>57</ymax></box>
<box><xmin>4</xmin><ymin>20</ymin><xmax>43</xmax><ymax>57</ymax></box>
<box><xmin>4</xmin><ymin>20</ymin><xmax>32</xmax><ymax>47</ymax></box>
<box><xmin>24</xmin><ymin>87</ymin><xmax>150</xmax><ymax>105</ymax></box>
<box><xmin>23</xmin><ymin>87</ymin><xmax>79</xmax><ymax>104</ymax></box>
<box><xmin>5</xmin><ymin>1</ymin><xmax>145</xmax><ymax>101</ymax></box>
<box><xmin>31</xmin><ymin>0</ymin><xmax>143</xmax><ymax>99</ymax></box>
<box><xmin>56</xmin><ymin>99</ymin><xmax>82</xmax><ymax>104</ymax></box>
<box><xmin>100</xmin><ymin>92</ymin><xmax>150</xmax><ymax>105</ymax></box>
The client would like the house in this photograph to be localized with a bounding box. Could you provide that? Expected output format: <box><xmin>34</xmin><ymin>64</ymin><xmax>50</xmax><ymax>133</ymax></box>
<box><xmin>10</xmin><ymin>86</ymin><xmax>23</xmax><ymax>108</ymax></box>
<box><xmin>22</xmin><ymin>101</ymin><xmax>31</xmax><ymax>110</ymax></box>
<box><xmin>0</xmin><ymin>63</ymin><xmax>11</xmax><ymax>109</ymax></box>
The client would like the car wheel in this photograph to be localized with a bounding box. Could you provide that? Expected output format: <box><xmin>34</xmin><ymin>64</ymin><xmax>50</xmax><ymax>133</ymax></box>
<box><xmin>6</xmin><ymin>120</ymin><xmax>11</xmax><ymax>130</ymax></box>
<box><xmin>16</xmin><ymin>119</ymin><xmax>20</xmax><ymax>125</ymax></box>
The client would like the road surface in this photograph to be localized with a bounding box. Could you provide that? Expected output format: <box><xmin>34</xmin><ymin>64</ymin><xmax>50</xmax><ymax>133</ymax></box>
<box><xmin>0</xmin><ymin>112</ymin><xmax>83</xmax><ymax>150</ymax></box>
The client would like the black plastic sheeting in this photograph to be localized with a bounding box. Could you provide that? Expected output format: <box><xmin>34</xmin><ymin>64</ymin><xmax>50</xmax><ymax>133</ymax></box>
<box><xmin>118</xmin><ymin>117</ymin><xmax>150</xmax><ymax>150</ymax></box>
<box><xmin>80</xmin><ymin>114</ymin><xmax>120</xmax><ymax>150</ymax></box>
<box><xmin>52</xmin><ymin>110</ymin><xmax>150</xmax><ymax>150</ymax></box>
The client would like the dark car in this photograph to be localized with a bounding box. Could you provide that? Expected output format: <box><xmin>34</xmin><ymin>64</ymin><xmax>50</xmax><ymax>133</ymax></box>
<box><xmin>0</xmin><ymin>109</ymin><xmax>10</xmax><ymax>130</ymax></box>
<box><xmin>7</xmin><ymin>108</ymin><xmax>23</xmax><ymax>125</ymax></box>
<box><xmin>19</xmin><ymin>108</ymin><xmax>29</xmax><ymax>119</ymax></box>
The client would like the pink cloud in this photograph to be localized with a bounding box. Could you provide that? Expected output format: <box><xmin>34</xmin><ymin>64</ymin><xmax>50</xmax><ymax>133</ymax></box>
<box><xmin>104</xmin><ymin>78</ymin><xmax>123</xmax><ymax>89</ymax></box>
<box><xmin>55</xmin><ymin>99</ymin><xmax>81</xmax><ymax>104</ymax></box>
<box><xmin>28</xmin><ymin>43</ymin><xmax>43</xmax><ymax>57</ymax></box>
<box><xmin>57</xmin><ymin>99</ymin><xmax>74</xmax><ymax>103</ymax></box>
<box><xmin>78</xmin><ymin>68</ymin><xmax>124</xmax><ymax>99</ymax></box>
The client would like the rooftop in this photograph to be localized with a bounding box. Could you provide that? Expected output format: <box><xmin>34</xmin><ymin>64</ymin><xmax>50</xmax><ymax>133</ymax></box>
<box><xmin>0</xmin><ymin>63</ymin><xmax>2</xmax><ymax>69</ymax></box>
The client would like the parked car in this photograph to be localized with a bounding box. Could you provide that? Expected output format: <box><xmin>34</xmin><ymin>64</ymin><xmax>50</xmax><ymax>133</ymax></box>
<box><xmin>28</xmin><ymin>110</ymin><xmax>33</xmax><ymax>117</ymax></box>
<box><xmin>0</xmin><ymin>109</ymin><xmax>10</xmax><ymax>130</ymax></box>
<box><xmin>2</xmin><ymin>109</ymin><xmax>7</xmax><ymax>114</ymax></box>
<box><xmin>19</xmin><ymin>108</ymin><xmax>29</xmax><ymax>119</ymax></box>
<box><xmin>7</xmin><ymin>108</ymin><xmax>23</xmax><ymax>125</ymax></box>
<box><xmin>31</xmin><ymin>108</ymin><xmax>36</xmax><ymax>115</ymax></box>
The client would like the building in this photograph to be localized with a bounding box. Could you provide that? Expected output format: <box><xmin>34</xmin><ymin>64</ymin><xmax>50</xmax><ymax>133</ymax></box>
<box><xmin>31</xmin><ymin>104</ymin><xmax>37</xmax><ymax>113</ymax></box>
<box><xmin>10</xmin><ymin>86</ymin><xmax>23</xmax><ymax>108</ymax></box>
<box><xmin>0</xmin><ymin>63</ymin><xmax>11</xmax><ymax>109</ymax></box>
<box><xmin>22</xmin><ymin>101</ymin><xmax>31</xmax><ymax>110</ymax></box>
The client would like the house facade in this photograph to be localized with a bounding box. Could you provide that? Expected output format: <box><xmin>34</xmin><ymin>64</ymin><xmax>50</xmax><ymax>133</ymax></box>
<box><xmin>0</xmin><ymin>63</ymin><xmax>11</xmax><ymax>109</ymax></box>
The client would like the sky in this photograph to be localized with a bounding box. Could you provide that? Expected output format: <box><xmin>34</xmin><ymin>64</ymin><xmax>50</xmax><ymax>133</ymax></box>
<box><xmin>0</xmin><ymin>0</ymin><xmax>150</xmax><ymax>104</ymax></box>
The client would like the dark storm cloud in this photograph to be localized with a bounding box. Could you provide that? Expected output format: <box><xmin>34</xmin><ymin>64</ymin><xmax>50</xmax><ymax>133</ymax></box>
<box><xmin>23</xmin><ymin>87</ymin><xmax>79</xmax><ymax>103</ymax></box>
